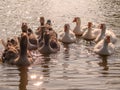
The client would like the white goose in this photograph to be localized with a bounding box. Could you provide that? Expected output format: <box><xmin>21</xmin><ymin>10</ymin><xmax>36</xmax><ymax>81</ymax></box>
<box><xmin>82</xmin><ymin>22</ymin><xmax>96</xmax><ymax>41</ymax></box>
<box><xmin>94</xmin><ymin>36</ymin><xmax>115</xmax><ymax>56</ymax></box>
<box><xmin>95</xmin><ymin>24</ymin><xmax>117</xmax><ymax>44</ymax></box>
<box><xmin>59</xmin><ymin>24</ymin><xmax>76</xmax><ymax>44</ymax></box>
<box><xmin>73</xmin><ymin>17</ymin><xmax>83</xmax><ymax>36</ymax></box>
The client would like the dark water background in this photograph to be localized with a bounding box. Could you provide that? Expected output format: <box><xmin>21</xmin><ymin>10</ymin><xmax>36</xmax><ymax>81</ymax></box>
<box><xmin>0</xmin><ymin>0</ymin><xmax>120</xmax><ymax>90</ymax></box>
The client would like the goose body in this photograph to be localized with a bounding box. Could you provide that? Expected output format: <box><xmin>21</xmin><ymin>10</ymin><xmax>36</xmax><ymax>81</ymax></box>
<box><xmin>82</xmin><ymin>22</ymin><xmax>95</xmax><ymax>41</ymax></box>
<box><xmin>38</xmin><ymin>32</ymin><xmax>60</xmax><ymax>54</ymax></box>
<box><xmin>94</xmin><ymin>36</ymin><xmax>115</xmax><ymax>56</ymax></box>
<box><xmin>59</xmin><ymin>24</ymin><xmax>76</xmax><ymax>44</ymax></box>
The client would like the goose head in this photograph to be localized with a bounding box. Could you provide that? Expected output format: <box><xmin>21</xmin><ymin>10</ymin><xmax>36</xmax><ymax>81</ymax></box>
<box><xmin>46</xmin><ymin>19</ymin><xmax>52</xmax><ymax>26</ymax></box>
<box><xmin>10</xmin><ymin>38</ymin><xmax>18</xmax><ymax>46</ymax></box>
<box><xmin>88</xmin><ymin>22</ymin><xmax>92</xmax><ymax>29</ymax></box>
<box><xmin>28</xmin><ymin>28</ymin><xmax>33</xmax><ymax>36</ymax></box>
<box><xmin>46</xmin><ymin>19</ymin><xmax>53</xmax><ymax>31</ymax></box>
<box><xmin>64</xmin><ymin>24</ymin><xmax>70</xmax><ymax>33</ymax></box>
<box><xmin>40</xmin><ymin>17</ymin><xmax>45</xmax><ymax>26</ymax></box>
<box><xmin>73</xmin><ymin>17</ymin><xmax>81</xmax><ymax>25</ymax></box>
<box><xmin>21</xmin><ymin>23</ymin><xmax>28</xmax><ymax>33</ymax></box>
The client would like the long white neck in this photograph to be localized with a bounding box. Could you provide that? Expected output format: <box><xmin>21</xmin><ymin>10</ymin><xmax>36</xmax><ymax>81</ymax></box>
<box><xmin>76</xmin><ymin>21</ymin><xmax>81</xmax><ymax>26</ymax></box>
<box><xmin>88</xmin><ymin>28</ymin><xmax>92</xmax><ymax>33</ymax></box>
<box><xmin>102</xmin><ymin>39</ymin><xmax>109</xmax><ymax>49</ymax></box>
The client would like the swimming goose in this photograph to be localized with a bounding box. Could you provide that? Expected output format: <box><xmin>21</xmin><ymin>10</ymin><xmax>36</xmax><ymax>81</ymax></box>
<box><xmin>94</xmin><ymin>36</ymin><xmax>115</xmax><ymax>56</ymax></box>
<box><xmin>50</xmin><ymin>36</ymin><xmax>60</xmax><ymax>51</ymax></box>
<box><xmin>1</xmin><ymin>46</ymin><xmax>19</xmax><ymax>63</ymax></box>
<box><xmin>27</xmin><ymin>28</ymin><xmax>38</xmax><ymax>50</ymax></box>
<box><xmin>59</xmin><ymin>24</ymin><xmax>76</xmax><ymax>44</ymax></box>
<box><xmin>73</xmin><ymin>17</ymin><xmax>83</xmax><ymax>36</ymax></box>
<box><xmin>35</xmin><ymin>17</ymin><xmax>45</xmax><ymax>36</ymax></box>
<box><xmin>82</xmin><ymin>22</ymin><xmax>96</xmax><ymax>41</ymax></box>
<box><xmin>0</xmin><ymin>37</ymin><xmax>19</xmax><ymax>50</ymax></box>
<box><xmin>38</xmin><ymin>31</ymin><xmax>59</xmax><ymax>54</ymax></box>
<box><xmin>45</xmin><ymin>19</ymin><xmax>58</xmax><ymax>38</ymax></box>
<box><xmin>95</xmin><ymin>24</ymin><xmax>117</xmax><ymax>44</ymax></box>
<box><xmin>21</xmin><ymin>23</ymin><xmax>38</xmax><ymax>50</ymax></box>
<box><xmin>2</xmin><ymin>33</ymin><xmax>34</xmax><ymax>66</ymax></box>
<box><xmin>38</xmin><ymin>26</ymin><xmax>46</xmax><ymax>47</ymax></box>
<box><xmin>21</xmin><ymin>23</ymin><xmax>28</xmax><ymax>33</ymax></box>
<box><xmin>45</xmin><ymin>19</ymin><xmax>52</xmax><ymax>28</ymax></box>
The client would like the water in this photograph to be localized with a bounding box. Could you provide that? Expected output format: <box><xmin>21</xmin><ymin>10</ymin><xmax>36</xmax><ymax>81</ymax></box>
<box><xmin>0</xmin><ymin>0</ymin><xmax>120</xmax><ymax>90</ymax></box>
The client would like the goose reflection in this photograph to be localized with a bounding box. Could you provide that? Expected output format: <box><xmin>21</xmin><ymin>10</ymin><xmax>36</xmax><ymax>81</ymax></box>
<box><xmin>61</xmin><ymin>44</ymin><xmax>71</xmax><ymax>80</ymax></box>
<box><xmin>18</xmin><ymin>66</ymin><xmax>28</xmax><ymax>90</ymax></box>
<box><xmin>18</xmin><ymin>66</ymin><xmax>44</xmax><ymax>90</ymax></box>
<box><xmin>98</xmin><ymin>56</ymin><xmax>109</xmax><ymax>71</ymax></box>
<box><xmin>41</xmin><ymin>54</ymin><xmax>50</xmax><ymax>77</ymax></box>
<box><xmin>63</xmin><ymin>44</ymin><xmax>70</xmax><ymax>54</ymax></box>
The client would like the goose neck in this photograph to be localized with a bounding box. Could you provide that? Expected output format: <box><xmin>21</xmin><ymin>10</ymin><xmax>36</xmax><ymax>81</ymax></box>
<box><xmin>103</xmin><ymin>40</ymin><xmax>109</xmax><ymax>48</ymax></box>
<box><xmin>20</xmin><ymin>44</ymin><xmax>27</xmax><ymax>56</ymax></box>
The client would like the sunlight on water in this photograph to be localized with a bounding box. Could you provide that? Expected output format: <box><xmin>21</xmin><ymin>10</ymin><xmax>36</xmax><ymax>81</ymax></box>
<box><xmin>0</xmin><ymin>0</ymin><xmax>120</xmax><ymax>90</ymax></box>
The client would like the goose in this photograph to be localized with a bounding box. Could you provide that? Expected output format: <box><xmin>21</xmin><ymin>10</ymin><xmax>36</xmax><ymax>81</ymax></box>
<box><xmin>59</xmin><ymin>24</ymin><xmax>76</xmax><ymax>44</ymax></box>
<box><xmin>2</xmin><ymin>33</ymin><xmax>34</xmax><ymax>66</ymax></box>
<box><xmin>0</xmin><ymin>37</ymin><xmax>19</xmax><ymax>50</ymax></box>
<box><xmin>38</xmin><ymin>31</ymin><xmax>60</xmax><ymax>54</ymax></box>
<box><xmin>1</xmin><ymin>37</ymin><xmax>20</xmax><ymax>63</ymax></box>
<box><xmin>21</xmin><ymin>23</ymin><xmax>38</xmax><ymax>50</ymax></box>
<box><xmin>27</xmin><ymin>28</ymin><xmax>38</xmax><ymax>50</ymax></box>
<box><xmin>45</xmin><ymin>19</ymin><xmax>58</xmax><ymax>38</ymax></box>
<box><xmin>1</xmin><ymin>46</ymin><xmax>19</xmax><ymax>63</ymax></box>
<box><xmin>73</xmin><ymin>17</ymin><xmax>83</xmax><ymax>36</ymax></box>
<box><xmin>35</xmin><ymin>17</ymin><xmax>45</xmax><ymax>35</ymax></box>
<box><xmin>50</xmin><ymin>36</ymin><xmax>60</xmax><ymax>51</ymax></box>
<box><xmin>94</xmin><ymin>36</ymin><xmax>115</xmax><ymax>56</ymax></box>
<box><xmin>95</xmin><ymin>24</ymin><xmax>117</xmax><ymax>44</ymax></box>
<box><xmin>82</xmin><ymin>22</ymin><xmax>96</xmax><ymax>42</ymax></box>
<box><xmin>21</xmin><ymin>23</ymin><xmax>28</xmax><ymax>33</ymax></box>
<box><xmin>45</xmin><ymin>19</ymin><xmax>52</xmax><ymax>28</ymax></box>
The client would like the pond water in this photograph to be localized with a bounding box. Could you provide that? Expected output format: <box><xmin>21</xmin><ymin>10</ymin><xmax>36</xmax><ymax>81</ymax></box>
<box><xmin>0</xmin><ymin>0</ymin><xmax>120</xmax><ymax>90</ymax></box>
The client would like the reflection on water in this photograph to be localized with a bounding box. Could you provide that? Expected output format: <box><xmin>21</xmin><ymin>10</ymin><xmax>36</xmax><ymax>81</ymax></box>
<box><xmin>98</xmin><ymin>56</ymin><xmax>109</xmax><ymax>71</ymax></box>
<box><xmin>0</xmin><ymin>0</ymin><xmax>120</xmax><ymax>90</ymax></box>
<box><xmin>18</xmin><ymin>67</ymin><xmax>28</xmax><ymax>90</ymax></box>
<box><xmin>41</xmin><ymin>54</ymin><xmax>50</xmax><ymax>77</ymax></box>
